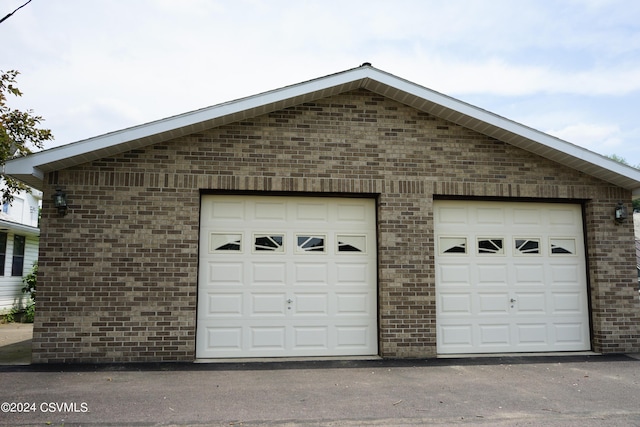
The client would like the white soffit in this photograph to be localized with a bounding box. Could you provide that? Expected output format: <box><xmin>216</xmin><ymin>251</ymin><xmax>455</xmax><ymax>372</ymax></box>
<box><xmin>4</xmin><ymin>65</ymin><xmax>640</xmax><ymax>195</ymax></box>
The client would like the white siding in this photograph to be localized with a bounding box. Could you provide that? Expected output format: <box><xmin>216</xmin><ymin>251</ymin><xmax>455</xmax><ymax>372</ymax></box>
<box><xmin>2</xmin><ymin>187</ymin><xmax>42</xmax><ymax>228</ymax></box>
<box><xmin>0</xmin><ymin>232</ymin><xmax>39</xmax><ymax>313</ymax></box>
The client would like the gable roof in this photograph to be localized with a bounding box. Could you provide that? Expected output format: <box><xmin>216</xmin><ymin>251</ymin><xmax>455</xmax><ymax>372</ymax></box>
<box><xmin>5</xmin><ymin>64</ymin><xmax>640</xmax><ymax>195</ymax></box>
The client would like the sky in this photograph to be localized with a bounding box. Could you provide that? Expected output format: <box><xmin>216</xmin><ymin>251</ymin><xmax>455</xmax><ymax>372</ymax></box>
<box><xmin>2</xmin><ymin>0</ymin><xmax>640</xmax><ymax>167</ymax></box>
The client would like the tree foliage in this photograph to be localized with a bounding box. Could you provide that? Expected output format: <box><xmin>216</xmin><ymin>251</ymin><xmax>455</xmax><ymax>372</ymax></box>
<box><xmin>0</xmin><ymin>70</ymin><xmax>53</xmax><ymax>204</ymax></box>
<box><xmin>607</xmin><ymin>154</ymin><xmax>640</xmax><ymax>211</ymax></box>
<box><xmin>607</xmin><ymin>153</ymin><xmax>640</xmax><ymax>170</ymax></box>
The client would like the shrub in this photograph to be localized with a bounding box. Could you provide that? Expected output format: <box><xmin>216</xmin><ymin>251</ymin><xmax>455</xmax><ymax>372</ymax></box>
<box><xmin>21</xmin><ymin>262</ymin><xmax>36</xmax><ymax>302</ymax></box>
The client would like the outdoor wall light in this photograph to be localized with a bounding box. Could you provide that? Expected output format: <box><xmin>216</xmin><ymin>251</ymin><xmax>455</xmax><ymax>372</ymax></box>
<box><xmin>52</xmin><ymin>188</ymin><xmax>68</xmax><ymax>216</ymax></box>
<box><xmin>614</xmin><ymin>201</ymin><xmax>628</xmax><ymax>223</ymax></box>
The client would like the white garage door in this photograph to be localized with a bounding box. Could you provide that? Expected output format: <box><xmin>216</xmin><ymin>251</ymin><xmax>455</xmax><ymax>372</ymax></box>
<box><xmin>434</xmin><ymin>200</ymin><xmax>591</xmax><ymax>354</ymax></box>
<box><xmin>197</xmin><ymin>195</ymin><xmax>378</xmax><ymax>359</ymax></box>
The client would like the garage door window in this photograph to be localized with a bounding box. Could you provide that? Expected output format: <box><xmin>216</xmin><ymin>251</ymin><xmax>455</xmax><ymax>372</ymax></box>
<box><xmin>296</xmin><ymin>235</ymin><xmax>326</xmax><ymax>253</ymax></box>
<box><xmin>477</xmin><ymin>238</ymin><xmax>504</xmax><ymax>255</ymax></box>
<box><xmin>254</xmin><ymin>234</ymin><xmax>285</xmax><ymax>252</ymax></box>
<box><xmin>439</xmin><ymin>237</ymin><xmax>467</xmax><ymax>254</ymax></box>
<box><xmin>210</xmin><ymin>233</ymin><xmax>242</xmax><ymax>252</ymax></box>
<box><xmin>337</xmin><ymin>235</ymin><xmax>366</xmax><ymax>253</ymax></box>
<box><xmin>550</xmin><ymin>238</ymin><xmax>576</xmax><ymax>255</ymax></box>
<box><xmin>515</xmin><ymin>238</ymin><xmax>540</xmax><ymax>255</ymax></box>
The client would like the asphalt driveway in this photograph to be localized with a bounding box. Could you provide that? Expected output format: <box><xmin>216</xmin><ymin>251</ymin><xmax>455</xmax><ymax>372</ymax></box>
<box><xmin>1</xmin><ymin>323</ymin><xmax>639</xmax><ymax>426</ymax></box>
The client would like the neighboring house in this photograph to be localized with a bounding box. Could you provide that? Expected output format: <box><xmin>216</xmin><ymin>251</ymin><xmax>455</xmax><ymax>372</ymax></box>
<box><xmin>636</xmin><ymin>239</ymin><xmax>640</xmax><ymax>285</ymax></box>
<box><xmin>4</xmin><ymin>64</ymin><xmax>640</xmax><ymax>364</ymax></box>
<box><xmin>0</xmin><ymin>186</ymin><xmax>40</xmax><ymax>315</ymax></box>
<box><xmin>635</xmin><ymin>212</ymin><xmax>640</xmax><ymax>284</ymax></box>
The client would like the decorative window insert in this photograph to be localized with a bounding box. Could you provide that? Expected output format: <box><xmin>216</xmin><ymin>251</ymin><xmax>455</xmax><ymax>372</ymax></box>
<box><xmin>550</xmin><ymin>238</ymin><xmax>576</xmax><ymax>255</ymax></box>
<box><xmin>477</xmin><ymin>238</ymin><xmax>504</xmax><ymax>255</ymax></box>
<box><xmin>254</xmin><ymin>234</ymin><xmax>284</xmax><ymax>252</ymax></box>
<box><xmin>337</xmin><ymin>235</ymin><xmax>366</xmax><ymax>253</ymax></box>
<box><xmin>439</xmin><ymin>237</ymin><xmax>467</xmax><ymax>254</ymax></box>
<box><xmin>296</xmin><ymin>235</ymin><xmax>326</xmax><ymax>253</ymax></box>
<box><xmin>515</xmin><ymin>238</ymin><xmax>540</xmax><ymax>255</ymax></box>
<box><xmin>210</xmin><ymin>233</ymin><xmax>242</xmax><ymax>252</ymax></box>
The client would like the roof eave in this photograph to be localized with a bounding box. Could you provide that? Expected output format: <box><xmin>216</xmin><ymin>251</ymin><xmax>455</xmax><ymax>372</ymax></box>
<box><xmin>5</xmin><ymin>65</ymin><xmax>640</xmax><ymax>195</ymax></box>
<box><xmin>4</xmin><ymin>67</ymin><xmax>374</xmax><ymax>190</ymax></box>
<box><xmin>0</xmin><ymin>219</ymin><xmax>40</xmax><ymax>237</ymax></box>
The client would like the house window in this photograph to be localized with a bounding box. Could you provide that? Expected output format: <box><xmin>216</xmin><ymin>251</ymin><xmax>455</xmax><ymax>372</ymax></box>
<box><xmin>0</xmin><ymin>233</ymin><xmax>6</xmax><ymax>276</ymax></box>
<box><xmin>11</xmin><ymin>235</ymin><xmax>25</xmax><ymax>276</ymax></box>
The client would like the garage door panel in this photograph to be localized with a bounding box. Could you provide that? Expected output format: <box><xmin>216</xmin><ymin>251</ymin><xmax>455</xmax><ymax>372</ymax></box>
<box><xmin>478</xmin><ymin>293</ymin><xmax>509</xmax><ymax>314</ymax></box>
<box><xmin>440</xmin><ymin>324</ymin><xmax>473</xmax><ymax>346</ymax></box>
<box><xmin>336</xmin><ymin>293</ymin><xmax>370</xmax><ymax>315</ymax></box>
<box><xmin>436</xmin><ymin>206</ymin><xmax>468</xmax><ymax>224</ymax></box>
<box><xmin>548</xmin><ymin>209</ymin><xmax>577</xmax><ymax>226</ymax></box>
<box><xmin>293</xmin><ymin>327</ymin><xmax>328</xmax><ymax>349</ymax></box>
<box><xmin>476</xmin><ymin>207</ymin><xmax>504</xmax><ymax>225</ymax></box>
<box><xmin>206</xmin><ymin>293</ymin><xmax>243</xmax><ymax>317</ymax></box>
<box><xmin>254</xmin><ymin>201</ymin><xmax>287</xmax><ymax>221</ymax></box>
<box><xmin>337</xmin><ymin>203</ymin><xmax>367</xmax><ymax>222</ymax></box>
<box><xmin>440</xmin><ymin>293</ymin><xmax>472</xmax><ymax>314</ymax></box>
<box><xmin>515</xmin><ymin>324</ymin><xmax>547</xmax><ymax>345</ymax></box>
<box><xmin>209</xmin><ymin>200</ymin><xmax>245</xmax><ymax>220</ymax></box>
<box><xmin>336</xmin><ymin>263</ymin><xmax>368</xmax><ymax>284</ymax></box>
<box><xmin>552</xmin><ymin>293</ymin><xmax>583</xmax><ymax>313</ymax></box>
<box><xmin>293</xmin><ymin>294</ymin><xmax>328</xmax><ymax>315</ymax></box>
<box><xmin>436</xmin><ymin>201</ymin><xmax>590</xmax><ymax>355</ymax></box>
<box><xmin>295</xmin><ymin>263</ymin><xmax>329</xmax><ymax>284</ymax></box>
<box><xmin>251</xmin><ymin>293</ymin><xmax>287</xmax><ymax>316</ymax></box>
<box><xmin>207</xmin><ymin>262</ymin><xmax>244</xmax><ymax>285</ymax></box>
<box><xmin>477</xmin><ymin>264</ymin><xmax>508</xmax><ymax>285</ymax></box>
<box><xmin>514</xmin><ymin>293</ymin><xmax>547</xmax><ymax>314</ymax></box>
<box><xmin>550</xmin><ymin>264</ymin><xmax>580</xmax><ymax>284</ymax></box>
<box><xmin>553</xmin><ymin>323</ymin><xmax>585</xmax><ymax>344</ymax></box>
<box><xmin>205</xmin><ymin>327</ymin><xmax>243</xmax><ymax>351</ymax></box>
<box><xmin>513</xmin><ymin>208</ymin><xmax>542</xmax><ymax>225</ymax></box>
<box><xmin>479</xmin><ymin>324</ymin><xmax>510</xmax><ymax>345</ymax></box>
<box><xmin>197</xmin><ymin>196</ymin><xmax>377</xmax><ymax>359</ymax></box>
<box><xmin>438</xmin><ymin>264</ymin><xmax>471</xmax><ymax>284</ymax></box>
<box><xmin>335</xmin><ymin>326</ymin><xmax>370</xmax><ymax>348</ymax></box>
<box><xmin>252</xmin><ymin>263</ymin><xmax>286</xmax><ymax>284</ymax></box>
<box><xmin>296</xmin><ymin>203</ymin><xmax>329</xmax><ymax>222</ymax></box>
<box><xmin>251</xmin><ymin>327</ymin><xmax>286</xmax><ymax>349</ymax></box>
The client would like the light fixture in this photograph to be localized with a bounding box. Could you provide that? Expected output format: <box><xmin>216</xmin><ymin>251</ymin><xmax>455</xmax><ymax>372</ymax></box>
<box><xmin>52</xmin><ymin>188</ymin><xmax>68</xmax><ymax>216</ymax></box>
<box><xmin>614</xmin><ymin>201</ymin><xmax>628</xmax><ymax>223</ymax></box>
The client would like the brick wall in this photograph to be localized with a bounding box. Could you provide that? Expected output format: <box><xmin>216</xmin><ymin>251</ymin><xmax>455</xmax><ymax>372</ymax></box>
<box><xmin>33</xmin><ymin>89</ymin><xmax>640</xmax><ymax>362</ymax></box>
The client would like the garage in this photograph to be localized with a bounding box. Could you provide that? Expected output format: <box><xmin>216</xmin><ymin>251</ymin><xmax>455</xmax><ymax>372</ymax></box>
<box><xmin>7</xmin><ymin>64</ymin><xmax>640</xmax><ymax>363</ymax></box>
<box><xmin>197</xmin><ymin>195</ymin><xmax>378</xmax><ymax>358</ymax></box>
<box><xmin>434</xmin><ymin>200</ymin><xmax>591</xmax><ymax>354</ymax></box>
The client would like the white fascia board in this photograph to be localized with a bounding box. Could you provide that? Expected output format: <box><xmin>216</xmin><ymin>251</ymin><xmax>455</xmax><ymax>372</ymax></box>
<box><xmin>0</xmin><ymin>220</ymin><xmax>40</xmax><ymax>237</ymax></box>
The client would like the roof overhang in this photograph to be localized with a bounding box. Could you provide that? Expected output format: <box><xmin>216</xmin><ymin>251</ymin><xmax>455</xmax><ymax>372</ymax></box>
<box><xmin>5</xmin><ymin>65</ymin><xmax>640</xmax><ymax>196</ymax></box>
<box><xmin>0</xmin><ymin>219</ymin><xmax>40</xmax><ymax>237</ymax></box>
